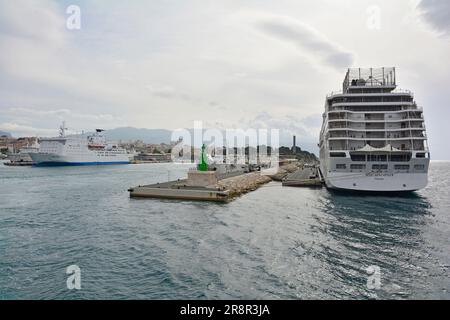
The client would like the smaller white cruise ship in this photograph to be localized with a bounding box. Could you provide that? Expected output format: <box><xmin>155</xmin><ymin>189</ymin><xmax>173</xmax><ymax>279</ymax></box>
<box><xmin>30</xmin><ymin>123</ymin><xmax>130</xmax><ymax>166</ymax></box>
<box><xmin>319</xmin><ymin>67</ymin><xmax>430</xmax><ymax>192</ymax></box>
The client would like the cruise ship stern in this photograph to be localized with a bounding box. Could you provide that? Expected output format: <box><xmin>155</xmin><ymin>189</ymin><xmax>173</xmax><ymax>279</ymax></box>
<box><xmin>319</xmin><ymin>67</ymin><xmax>430</xmax><ymax>193</ymax></box>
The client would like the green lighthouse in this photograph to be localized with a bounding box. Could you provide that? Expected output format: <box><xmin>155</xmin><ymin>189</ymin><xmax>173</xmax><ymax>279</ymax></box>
<box><xmin>197</xmin><ymin>144</ymin><xmax>208</xmax><ymax>171</ymax></box>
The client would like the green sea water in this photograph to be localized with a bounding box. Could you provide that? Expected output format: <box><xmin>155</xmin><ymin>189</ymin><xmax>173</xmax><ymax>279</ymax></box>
<box><xmin>0</xmin><ymin>161</ymin><xmax>449</xmax><ymax>299</ymax></box>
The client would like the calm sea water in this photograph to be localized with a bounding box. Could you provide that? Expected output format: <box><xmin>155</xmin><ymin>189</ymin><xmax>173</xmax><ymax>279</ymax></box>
<box><xmin>0</xmin><ymin>161</ymin><xmax>449</xmax><ymax>300</ymax></box>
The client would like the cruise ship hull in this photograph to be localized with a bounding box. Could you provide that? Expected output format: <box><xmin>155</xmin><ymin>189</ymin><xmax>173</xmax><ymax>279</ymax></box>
<box><xmin>322</xmin><ymin>171</ymin><xmax>428</xmax><ymax>192</ymax></box>
<box><xmin>30</xmin><ymin>153</ymin><xmax>129</xmax><ymax>167</ymax></box>
<box><xmin>318</xmin><ymin>68</ymin><xmax>430</xmax><ymax>193</ymax></box>
<box><xmin>29</xmin><ymin>125</ymin><xmax>131</xmax><ymax>167</ymax></box>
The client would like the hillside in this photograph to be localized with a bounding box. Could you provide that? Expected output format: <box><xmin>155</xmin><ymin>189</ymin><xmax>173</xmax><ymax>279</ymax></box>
<box><xmin>0</xmin><ymin>130</ymin><xmax>12</xmax><ymax>137</ymax></box>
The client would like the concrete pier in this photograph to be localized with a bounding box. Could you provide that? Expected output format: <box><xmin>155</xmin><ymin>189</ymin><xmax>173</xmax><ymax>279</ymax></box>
<box><xmin>129</xmin><ymin>179</ymin><xmax>230</xmax><ymax>202</ymax></box>
<box><xmin>282</xmin><ymin>166</ymin><xmax>323</xmax><ymax>187</ymax></box>
<box><xmin>4</xmin><ymin>161</ymin><xmax>33</xmax><ymax>166</ymax></box>
<box><xmin>128</xmin><ymin>172</ymin><xmax>272</xmax><ymax>202</ymax></box>
<box><xmin>128</xmin><ymin>161</ymin><xmax>322</xmax><ymax>202</ymax></box>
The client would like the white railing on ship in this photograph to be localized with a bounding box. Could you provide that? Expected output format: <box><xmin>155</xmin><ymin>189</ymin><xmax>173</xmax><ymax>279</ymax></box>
<box><xmin>326</xmin><ymin>88</ymin><xmax>412</xmax><ymax>98</ymax></box>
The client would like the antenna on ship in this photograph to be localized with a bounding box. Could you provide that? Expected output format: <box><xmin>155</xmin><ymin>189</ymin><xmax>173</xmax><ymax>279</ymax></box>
<box><xmin>59</xmin><ymin>121</ymin><xmax>68</xmax><ymax>137</ymax></box>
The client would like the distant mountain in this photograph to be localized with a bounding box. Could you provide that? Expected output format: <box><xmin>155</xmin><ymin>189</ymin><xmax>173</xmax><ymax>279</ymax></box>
<box><xmin>0</xmin><ymin>130</ymin><xmax>12</xmax><ymax>137</ymax></box>
<box><xmin>105</xmin><ymin>127</ymin><xmax>172</xmax><ymax>144</ymax></box>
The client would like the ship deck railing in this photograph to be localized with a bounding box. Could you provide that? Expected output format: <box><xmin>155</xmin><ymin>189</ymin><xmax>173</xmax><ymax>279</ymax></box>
<box><xmin>328</xmin><ymin>107</ymin><xmax>423</xmax><ymax>113</ymax></box>
<box><xmin>327</xmin><ymin>148</ymin><xmax>429</xmax><ymax>152</ymax></box>
<box><xmin>327</xmin><ymin>88</ymin><xmax>412</xmax><ymax>98</ymax></box>
<box><xmin>343</xmin><ymin>67</ymin><xmax>397</xmax><ymax>92</ymax></box>
<box><xmin>327</xmin><ymin>118</ymin><xmax>425</xmax><ymax>123</ymax></box>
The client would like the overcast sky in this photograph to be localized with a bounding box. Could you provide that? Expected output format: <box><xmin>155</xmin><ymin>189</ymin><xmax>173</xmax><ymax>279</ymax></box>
<box><xmin>0</xmin><ymin>0</ymin><xmax>449</xmax><ymax>158</ymax></box>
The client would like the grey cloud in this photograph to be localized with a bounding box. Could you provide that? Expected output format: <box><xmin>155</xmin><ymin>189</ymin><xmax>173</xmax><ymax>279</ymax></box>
<box><xmin>1</xmin><ymin>107</ymin><xmax>124</xmax><ymax>136</ymax></box>
<box><xmin>239</xmin><ymin>112</ymin><xmax>319</xmax><ymax>153</ymax></box>
<box><xmin>0</xmin><ymin>122</ymin><xmax>58</xmax><ymax>137</ymax></box>
<box><xmin>255</xmin><ymin>15</ymin><xmax>354</xmax><ymax>69</ymax></box>
<box><xmin>145</xmin><ymin>85</ymin><xmax>193</xmax><ymax>101</ymax></box>
<box><xmin>0</xmin><ymin>0</ymin><xmax>64</xmax><ymax>43</ymax></box>
<box><xmin>418</xmin><ymin>0</ymin><xmax>450</xmax><ymax>36</ymax></box>
<box><xmin>146</xmin><ymin>85</ymin><xmax>178</xmax><ymax>99</ymax></box>
<box><xmin>6</xmin><ymin>107</ymin><xmax>120</xmax><ymax>122</ymax></box>
<box><xmin>299</xmin><ymin>114</ymin><xmax>322</xmax><ymax>128</ymax></box>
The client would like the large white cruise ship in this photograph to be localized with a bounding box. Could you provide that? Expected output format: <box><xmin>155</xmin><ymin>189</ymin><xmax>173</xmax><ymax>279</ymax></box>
<box><xmin>319</xmin><ymin>67</ymin><xmax>430</xmax><ymax>192</ymax></box>
<box><xmin>30</xmin><ymin>123</ymin><xmax>130</xmax><ymax>166</ymax></box>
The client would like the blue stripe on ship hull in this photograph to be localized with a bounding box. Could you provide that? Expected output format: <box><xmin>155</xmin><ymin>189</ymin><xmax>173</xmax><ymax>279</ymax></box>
<box><xmin>33</xmin><ymin>161</ymin><xmax>129</xmax><ymax>167</ymax></box>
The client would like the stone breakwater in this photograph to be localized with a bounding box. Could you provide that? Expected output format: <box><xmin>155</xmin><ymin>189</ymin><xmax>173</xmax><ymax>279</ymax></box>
<box><xmin>217</xmin><ymin>172</ymin><xmax>272</xmax><ymax>198</ymax></box>
<box><xmin>268</xmin><ymin>163</ymin><xmax>299</xmax><ymax>181</ymax></box>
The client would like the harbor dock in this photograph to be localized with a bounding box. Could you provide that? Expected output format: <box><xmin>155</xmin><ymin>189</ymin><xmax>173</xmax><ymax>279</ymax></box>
<box><xmin>129</xmin><ymin>144</ymin><xmax>274</xmax><ymax>202</ymax></box>
<box><xmin>282</xmin><ymin>166</ymin><xmax>322</xmax><ymax>187</ymax></box>
<box><xmin>4</xmin><ymin>161</ymin><xmax>33</xmax><ymax>166</ymax></box>
<box><xmin>128</xmin><ymin>165</ymin><xmax>322</xmax><ymax>202</ymax></box>
<box><xmin>128</xmin><ymin>172</ymin><xmax>271</xmax><ymax>202</ymax></box>
<box><xmin>268</xmin><ymin>163</ymin><xmax>299</xmax><ymax>181</ymax></box>
<box><xmin>128</xmin><ymin>144</ymin><xmax>322</xmax><ymax>202</ymax></box>
<box><xmin>128</xmin><ymin>179</ymin><xmax>230</xmax><ymax>202</ymax></box>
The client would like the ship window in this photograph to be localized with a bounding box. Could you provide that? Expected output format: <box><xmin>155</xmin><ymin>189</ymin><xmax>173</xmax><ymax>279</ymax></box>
<box><xmin>394</xmin><ymin>165</ymin><xmax>410</xmax><ymax>170</ymax></box>
<box><xmin>330</xmin><ymin>152</ymin><xmax>346</xmax><ymax>158</ymax></box>
<box><xmin>389</xmin><ymin>154</ymin><xmax>412</xmax><ymax>162</ymax></box>
<box><xmin>372</xmin><ymin>164</ymin><xmax>388</xmax><ymax>170</ymax></box>
<box><xmin>416</xmin><ymin>153</ymin><xmax>425</xmax><ymax>158</ymax></box>
<box><xmin>368</xmin><ymin>154</ymin><xmax>387</xmax><ymax>162</ymax></box>
<box><xmin>350</xmin><ymin>164</ymin><xmax>366</xmax><ymax>170</ymax></box>
<box><xmin>414</xmin><ymin>164</ymin><xmax>425</xmax><ymax>170</ymax></box>
<box><xmin>350</xmin><ymin>154</ymin><xmax>366</xmax><ymax>161</ymax></box>
<box><xmin>336</xmin><ymin>164</ymin><xmax>346</xmax><ymax>170</ymax></box>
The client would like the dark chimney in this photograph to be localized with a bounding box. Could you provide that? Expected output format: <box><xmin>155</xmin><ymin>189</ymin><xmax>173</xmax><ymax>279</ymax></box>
<box><xmin>293</xmin><ymin>135</ymin><xmax>296</xmax><ymax>154</ymax></box>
